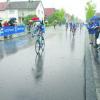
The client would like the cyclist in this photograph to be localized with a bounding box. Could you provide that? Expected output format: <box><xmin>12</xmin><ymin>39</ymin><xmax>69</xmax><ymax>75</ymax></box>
<box><xmin>69</xmin><ymin>22</ymin><xmax>73</xmax><ymax>32</ymax></box>
<box><xmin>65</xmin><ymin>22</ymin><xmax>68</xmax><ymax>31</ymax></box>
<box><xmin>80</xmin><ymin>23</ymin><xmax>83</xmax><ymax>31</ymax></box>
<box><xmin>34</xmin><ymin>20</ymin><xmax>45</xmax><ymax>54</ymax></box>
<box><xmin>53</xmin><ymin>20</ymin><xmax>57</xmax><ymax>29</ymax></box>
<box><xmin>72</xmin><ymin>23</ymin><xmax>76</xmax><ymax>34</ymax></box>
<box><xmin>38</xmin><ymin>20</ymin><xmax>45</xmax><ymax>34</ymax></box>
<box><xmin>33</xmin><ymin>20</ymin><xmax>45</xmax><ymax>37</ymax></box>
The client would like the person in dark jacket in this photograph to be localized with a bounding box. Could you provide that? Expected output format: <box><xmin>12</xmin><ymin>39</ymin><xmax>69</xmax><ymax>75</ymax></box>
<box><xmin>93</xmin><ymin>21</ymin><xmax>100</xmax><ymax>48</ymax></box>
<box><xmin>0</xmin><ymin>22</ymin><xmax>2</xmax><ymax>27</ymax></box>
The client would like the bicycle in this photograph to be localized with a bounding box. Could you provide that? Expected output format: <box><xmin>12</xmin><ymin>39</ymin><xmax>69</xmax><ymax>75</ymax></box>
<box><xmin>35</xmin><ymin>30</ymin><xmax>45</xmax><ymax>55</ymax></box>
<box><xmin>65</xmin><ymin>25</ymin><xmax>68</xmax><ymax>32</ymax></box>
<box><xmin>65</xmin><ymin>23</ymin><xmax>68</xmax><ymax>32</ymax></box>
<box><xmin>72</xmin><ymin>27</ymin><xmax>76</xmax><ymax>37</ymax></box>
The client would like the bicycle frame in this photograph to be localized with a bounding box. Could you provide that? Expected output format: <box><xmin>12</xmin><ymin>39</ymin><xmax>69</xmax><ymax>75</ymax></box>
<box><xmin>35</xmin><ymin>30</ymin><xmax>45</xmax><ymax>54</ymax></box>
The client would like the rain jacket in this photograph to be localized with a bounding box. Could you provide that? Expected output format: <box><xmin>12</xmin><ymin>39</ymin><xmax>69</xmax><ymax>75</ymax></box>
<box><xmin>87</xmin><ymin>23</ymin><xmax>96</xmax><ymax>34</ymax></box>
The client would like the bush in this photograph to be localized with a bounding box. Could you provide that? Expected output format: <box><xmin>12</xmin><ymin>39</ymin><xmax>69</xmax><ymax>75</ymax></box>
<box><xmin>47</xmin><ymin>9</ymin><xmax>65</xmax><ymax>25</ymax></box>
<box><xmin>23</xmin><ymin>15</ymin><xmax>37</xmax><ymax>25</ymax></box>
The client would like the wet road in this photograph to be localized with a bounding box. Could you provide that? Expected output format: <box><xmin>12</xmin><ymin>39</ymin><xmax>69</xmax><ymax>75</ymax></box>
<box><xmin>0</xmin><ymin>26</ymin><xmax>85</xmax><ymax>100</ymax></box>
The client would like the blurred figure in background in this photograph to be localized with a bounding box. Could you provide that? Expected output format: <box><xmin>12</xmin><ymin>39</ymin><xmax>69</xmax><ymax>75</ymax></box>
<box><xmin>65</xmin><ymin>22</ymin><xmax>68</xmax><ymax>31</ymax></box>
<box><xmin>87</xmin><ymin>21</ymin><xmax>95</xmax><ymax>45</ymax></box>
<box><xmin>3</xmin><ymin>21</ymin><xmax>9</xmax><ymax>27</ymax></box>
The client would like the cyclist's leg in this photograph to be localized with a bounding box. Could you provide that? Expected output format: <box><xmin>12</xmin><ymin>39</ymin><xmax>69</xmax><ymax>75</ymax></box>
<box><xmin>70</xmin><ymin>27</ymin><xmax>72</xmax><ymax>32</ymax></box>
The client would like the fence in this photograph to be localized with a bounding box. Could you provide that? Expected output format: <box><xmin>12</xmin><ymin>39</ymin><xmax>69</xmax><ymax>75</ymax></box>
<box><xmin>0</xmin><ymin>25</ymin><xmax>25</xmax><ymax>36</ymax></box>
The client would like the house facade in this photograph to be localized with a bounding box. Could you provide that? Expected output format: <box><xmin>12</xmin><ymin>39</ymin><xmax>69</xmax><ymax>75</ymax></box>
<box><xmin>44</xmin><ymin>8</ymin><xmax>56</xmax><ymax>17</ymax></box>
<box><xmin>0</xmin><ymin>1</ymin><xmax>44</xmax><ymax>23</ymax></box>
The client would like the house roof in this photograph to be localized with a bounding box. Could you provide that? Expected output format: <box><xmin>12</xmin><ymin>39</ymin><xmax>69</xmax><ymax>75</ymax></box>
<box><xmin>7</xmin><ymin>1</ymin><xmax>40</xmax><ymax>9</ymax></box>
<box><xmin>44</xmin><ymin>8</ymin><xmax>56</xmax><ymax>16</ymax></box>
<box><xmin>0</xmin><ymin>2</ymin><xmax>8</xmax><ymax>11</ymax></box>
<box><xmin>0</xmin><ymin>1</ymin><xmax>40</xmax><ymax>10</ymax></box>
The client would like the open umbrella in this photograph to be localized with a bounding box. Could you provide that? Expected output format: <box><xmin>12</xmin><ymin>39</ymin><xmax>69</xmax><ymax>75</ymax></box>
<box><xmin>90</xmin><ymin>16</ymin><xmax>100</xmax><ymax>21</ymax></box>
<box><xmin>10</xmin><ymin>17</ymin><xmax>16</xmax><ymax>20</ymax></box>
<box><xmin>31</xmin><ymin>17</ymin><xmax>40</xmax><ymax>21</ymax></box>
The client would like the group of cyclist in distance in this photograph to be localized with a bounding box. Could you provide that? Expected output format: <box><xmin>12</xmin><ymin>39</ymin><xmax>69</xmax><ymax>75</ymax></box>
<box><xmin>65</xmin><ymin>21</ymin><xmax>83</xmax><ymax>36</ymax></box>
<box><xmin>30</xmin><ymin>18</ymin><xmax>84</xmax><ymax>39</ymax></box>
<box><xmin>31</xmin><ymin>19</ymin><xmax>83</xmax><ymax>40</ymax></box>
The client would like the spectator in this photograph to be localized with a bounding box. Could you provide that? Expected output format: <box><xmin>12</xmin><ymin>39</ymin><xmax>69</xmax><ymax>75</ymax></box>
<box><xmin>3</xmin><ymin>21</ymin><xmax>9</xmax><ymax>27</ymax></box>
<box><xmin>0</xmin><ymin>22</ymin><xmax>2</xmax><ymax>27</ymax></box>
<box><xmin>53</xmin><ymin>20</ymin><xmax>57</xmax><ymax>29</ymax></box>
<box><xmin>27</xmin><ymin>20</ymin><xmax>33</xmax><ymax>33</ymax></box>
<box><xmin>93</xmin><ymin>21</ymin><xmax>100</xmax><ymax>48</ymax></box>
<box><xmin>87</xmin><ymin>21</ymin><xmax>95</xmax><ymax>45</ymax></box>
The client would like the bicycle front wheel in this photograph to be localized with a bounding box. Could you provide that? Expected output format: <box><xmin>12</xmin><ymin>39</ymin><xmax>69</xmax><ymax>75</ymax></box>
<box><xmin>35</xmin><ymin>40</ymin><xmax>40</xmax><ymax>54</ymax></box>
<box><xmin>41</xmin><ymin>36</ymin><xmax>45</xmax><ymax>52</ymax></box>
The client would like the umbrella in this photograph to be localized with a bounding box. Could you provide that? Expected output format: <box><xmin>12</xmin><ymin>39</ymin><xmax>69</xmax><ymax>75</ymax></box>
<box><xmin>10</xmin><ymin>17</ymin><xmax>16</xmax><ymax>20</ymax></box>
<box><xmin>90</xmin><ymin>16</ymin><xmax>100</xmax><ymax>21</ymax></box>
<box><xmin>31</xmin><ymin>17</ymin><xmax>40</xmax><ymax>21</ymax></box>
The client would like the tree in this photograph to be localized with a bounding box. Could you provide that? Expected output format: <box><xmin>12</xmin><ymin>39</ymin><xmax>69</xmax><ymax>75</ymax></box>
<box><xmin>48</xmin><ymin>9</ymin><xmax>65</xmax><ymax>25</ymax></box>
<box><xmin>85</xmin><ymin>1</ymin><xmax>96</xmax><ymax>21</ymax></box>
<box><xmin>23</xmin><ymin>15</ymin><xmax>37</xmax><ymax>24</ymax></box>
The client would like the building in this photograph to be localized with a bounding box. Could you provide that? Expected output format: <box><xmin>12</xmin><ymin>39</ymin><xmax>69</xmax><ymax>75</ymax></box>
<box><xmin>44</xmin><ymin>8</ymin><xmax>56</xmax><ymax>17</ymax></box>
<box><xmin>0</xmin><ymin>2</ymin><xmax>8</xmax><ymax>19</ymax></box>
<box><xmin>0</xmin><ymin>1</ymin><xmax>44</xmax><ymax>23</ymax></box>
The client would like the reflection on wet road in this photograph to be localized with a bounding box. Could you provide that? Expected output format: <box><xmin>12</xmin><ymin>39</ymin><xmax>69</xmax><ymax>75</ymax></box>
<box><xmin>0</xmin><ymin>26</ymin><xmax>85</xmax><ymax>100</ymax></box>
<box><xmin>32</xmin><ymin>53</ymin><xmax>44</xmax><ymax>81</ymax></box>
<box><xmin>70</xmin><ymin>36</ymin><xmax>75</xmax><ymax>51</ymax></box>
<box><xmin>0</xmin><ymin>35</ymin><xmax>34</xmax><ymax>60</ymax></box>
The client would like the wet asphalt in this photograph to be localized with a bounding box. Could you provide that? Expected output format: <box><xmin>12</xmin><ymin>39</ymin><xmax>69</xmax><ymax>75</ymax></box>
<box><xmin>0</xmin><ymin>26</ymin><xmax>85</xmax><ymax>100</ymax></box>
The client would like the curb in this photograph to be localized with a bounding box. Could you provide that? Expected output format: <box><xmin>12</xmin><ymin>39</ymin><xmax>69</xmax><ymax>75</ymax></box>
<box><xmin>89</xmin><ymin>45</ymin><xmax>100</xmax><ymax>100</ymax></box>
<box><xmin>84</xmin><ymin>30</ymin><xmax>97</xmax><ymax>100</ymax></box>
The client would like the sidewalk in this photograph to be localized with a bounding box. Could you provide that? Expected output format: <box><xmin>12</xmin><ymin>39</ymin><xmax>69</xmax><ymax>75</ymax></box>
<box><xmin>85</xmin><ymin>29</ymin><xmax>97</xmax><ymax>100</ymax></box>
<box><xmin>86</xmin><ymin>29</ymin><xmax>100</xmax><ymax>100</ymax></box>
<box><xmin>89</xmin><ymin>41</ymin><xmax>100</xmax><ymax>100</ymax></box>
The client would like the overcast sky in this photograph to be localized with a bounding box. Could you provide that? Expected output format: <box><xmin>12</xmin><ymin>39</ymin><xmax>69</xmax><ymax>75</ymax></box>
<box><xmin>0</xmin><ymin>0</ymin><xmax>100</xmax><ymax>20</ymax></box>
